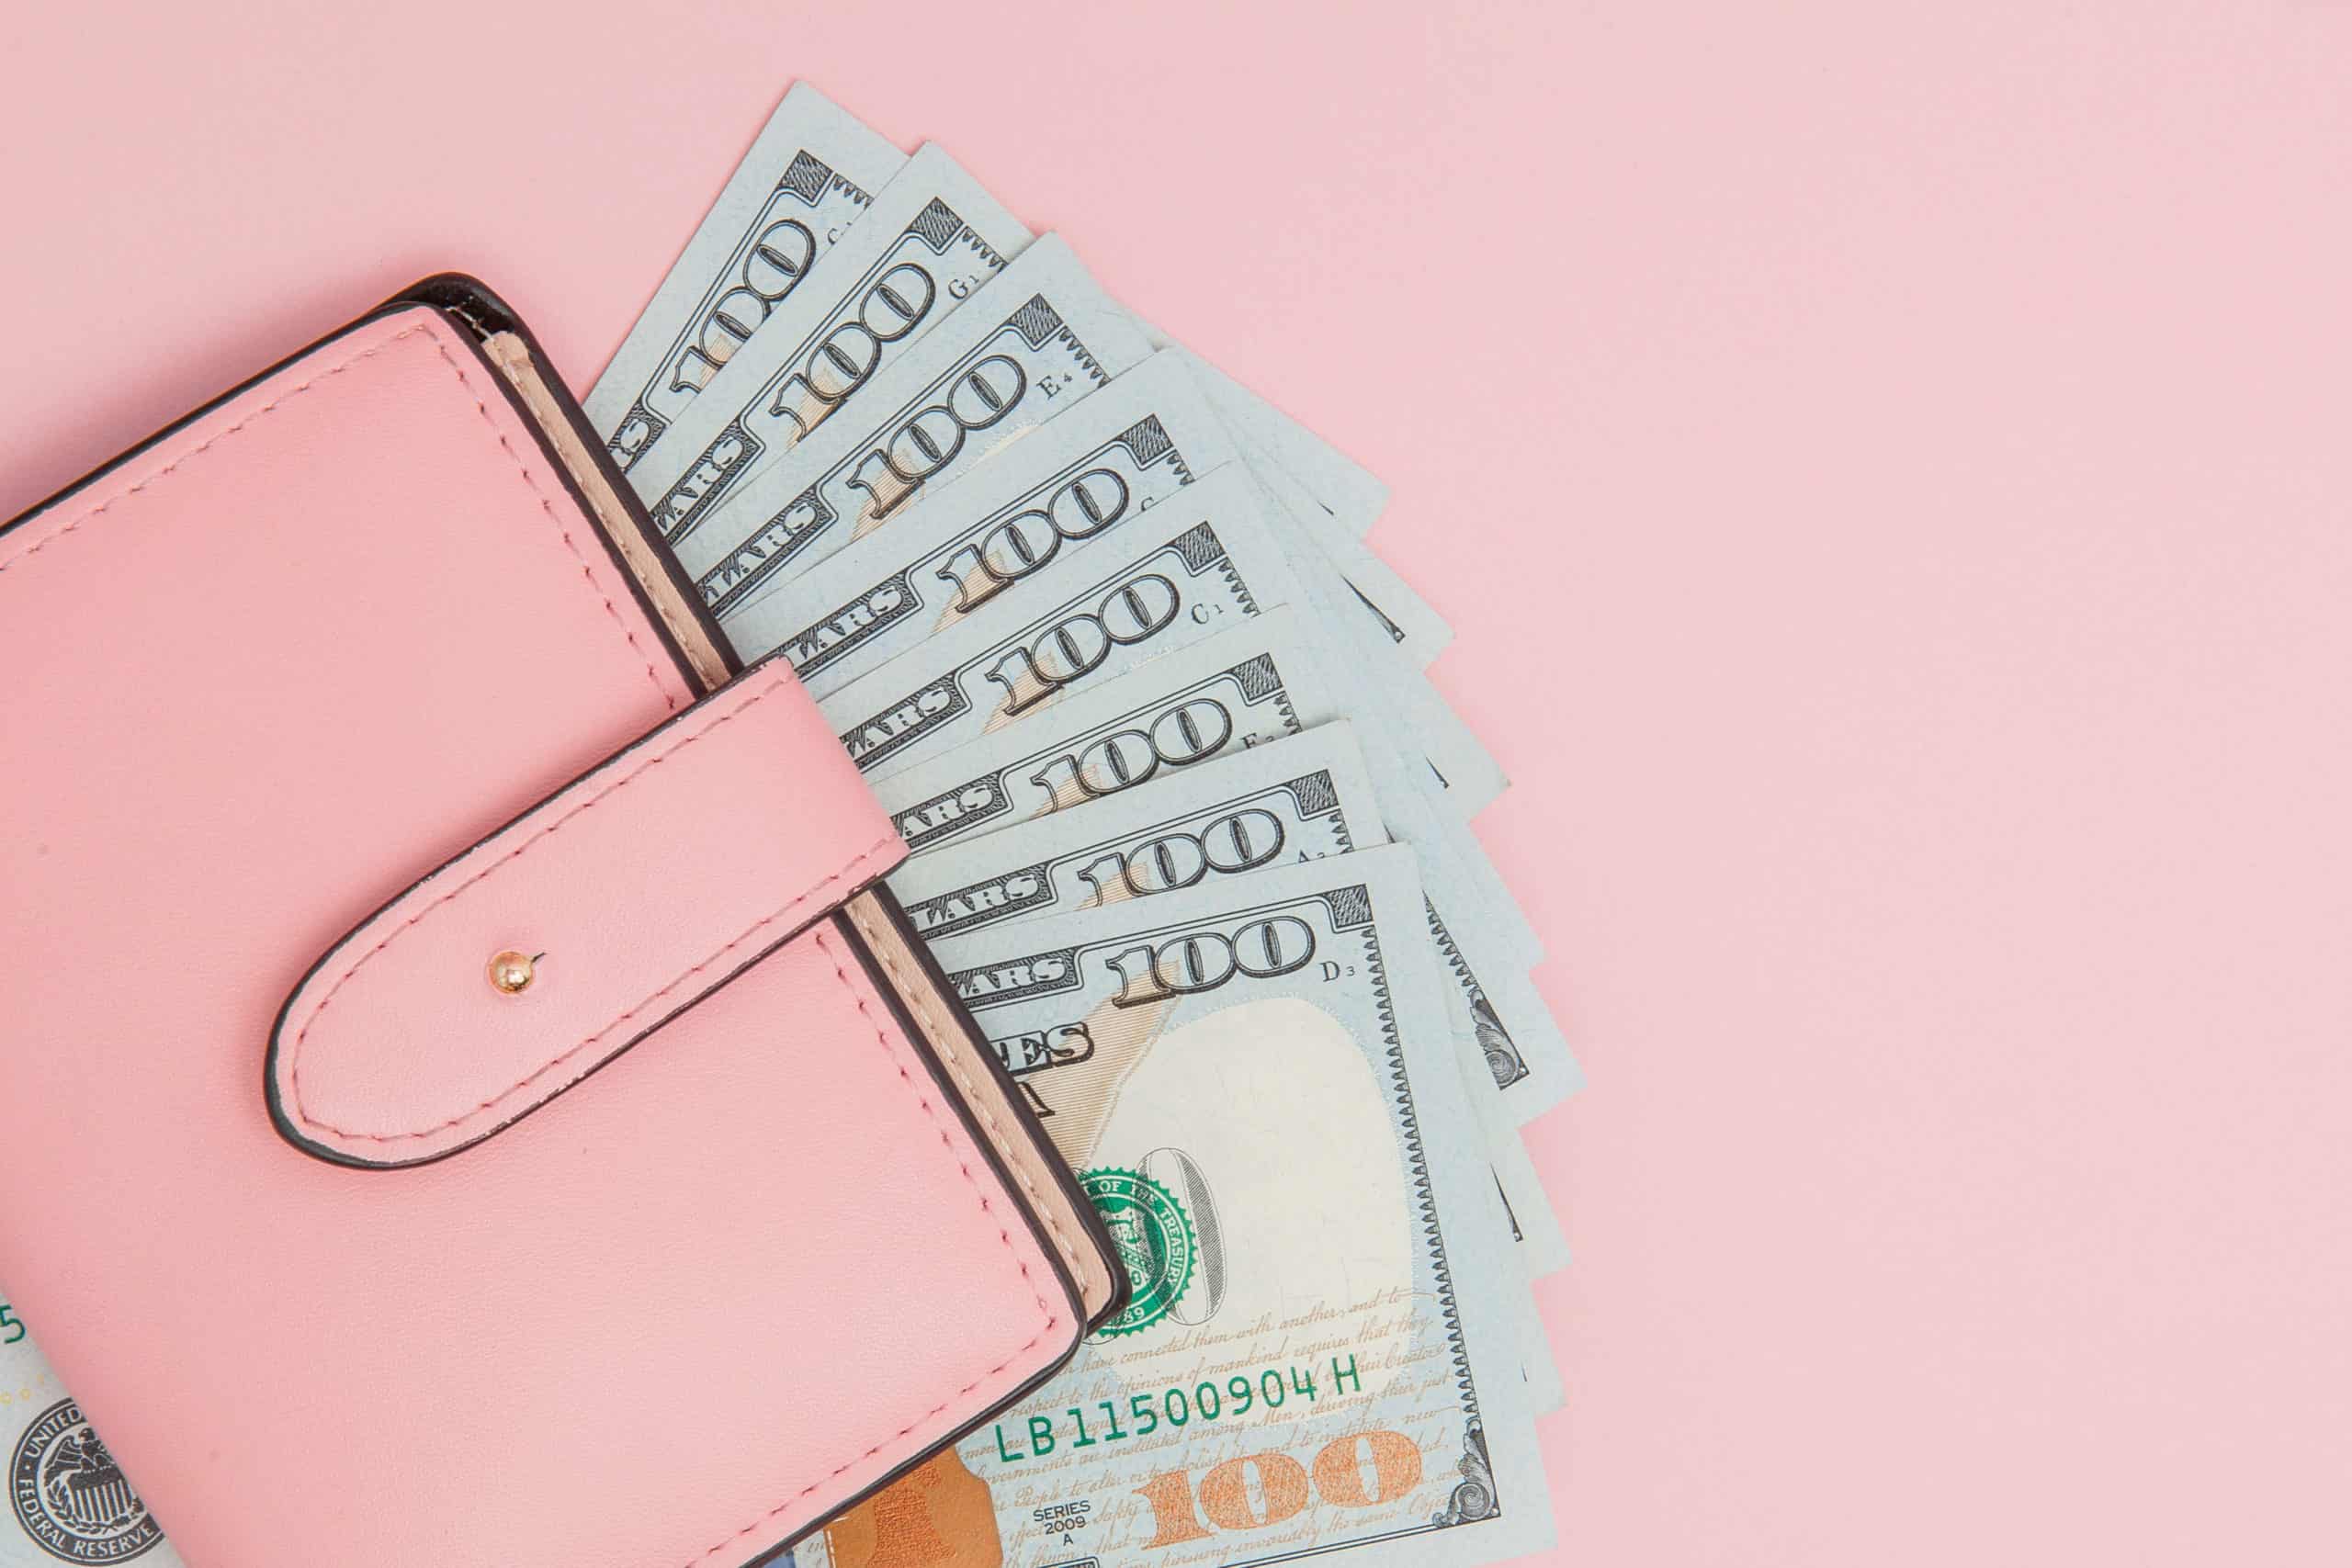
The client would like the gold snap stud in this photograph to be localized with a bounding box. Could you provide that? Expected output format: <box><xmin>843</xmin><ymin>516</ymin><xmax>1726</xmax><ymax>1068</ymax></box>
<box><xmin>487</xmin><ymin>950</ymin><xmax>537</xmax><ymax>996</ymax></box>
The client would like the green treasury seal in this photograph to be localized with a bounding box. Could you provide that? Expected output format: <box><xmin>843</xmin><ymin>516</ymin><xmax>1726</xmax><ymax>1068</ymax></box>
<box><xmin>1081</xmin><ymin>1167</ymin><xmax>1197</xmax><ymax>1338</ymax></box>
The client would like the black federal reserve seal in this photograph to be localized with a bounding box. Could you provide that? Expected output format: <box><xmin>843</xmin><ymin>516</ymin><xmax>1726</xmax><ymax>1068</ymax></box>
<box><xmin>9</xmin><ymin>1398</ymin><xmax>163</xmax><ymax>1562</ymax></box>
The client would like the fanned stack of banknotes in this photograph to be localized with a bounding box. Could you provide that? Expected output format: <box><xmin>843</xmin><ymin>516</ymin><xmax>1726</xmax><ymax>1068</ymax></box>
<box><xmin>0</xmin><ymin>84</ymin><xmax>1575</xmax><ymax>1568</ymax></box>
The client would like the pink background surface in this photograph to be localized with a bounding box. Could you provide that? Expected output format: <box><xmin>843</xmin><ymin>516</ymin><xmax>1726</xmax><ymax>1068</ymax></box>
<box><xmin>6</xmin><ymin>4</ymin><xmax>2350</xmax><ymax>1562</ymax></box>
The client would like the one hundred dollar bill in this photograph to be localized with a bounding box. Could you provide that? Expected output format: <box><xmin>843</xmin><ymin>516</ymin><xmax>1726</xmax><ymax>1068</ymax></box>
<box><xmin>707</xmin><ymin>346</ymin><xmax>1493</xmax><ymax>817</ymax></box>
<box><xmin>720</xmin><ymin>352</ymin><xmax>1232</xmax><ymax>688</ymax></box>
<box><xmin>884</xmin><ymin>723</ymin><xmax>1571</xmax><ymax>1283</ymax></box>
<box><xmin>867</xmin><ymin>610</ymin><xmax>1335</xmax><ymax>856</ymax></box>
<box><xmin>795</xmin><ymin>847</ymin><xmax>1551</xmax><ymax>1568</ymax></box>
<box><xmin>583</xmin><ymin>84</ymin><xmax>904</xmax><ymax>474</ymax></box>
<box><xmin>0</xmin><ymin>1299</ymin><xmax>187</xmax><ymax>1567</ymax></box>
<box><xmin>626</xmin><ymin>142</ymin><xmax>1031</xmax><ymax>539</ymax></box>
<box><xmin>888</xmin><ymin>722</ymin><xmax>1386</xmax><ymax>943</ymax></box>
<box><xmin>674</xmin><ymin>235</ymin><xmax>1152</xmax><ymax>611</ymax></box>
<box><xmin>1141</xmin><ymin>611</ymin><xmax>1567</xmax><ymax>1106</ymax></box>
<box><xmin>721</xmin><ymin>350</ymin><xmax>1448</xmax><ymax>689</ymax></box>
<box><xmin>858</xmin><ymin>607</ymin><xmax>1577</xmax><ymax>1112</ymax></box>
<box><xmin>820</xmin><ymin>467</ymin><xmax>1304</xmax><ymax>778</ymax></box>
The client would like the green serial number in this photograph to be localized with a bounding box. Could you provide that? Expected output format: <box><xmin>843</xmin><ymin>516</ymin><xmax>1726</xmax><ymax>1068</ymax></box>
<box><xmin>990</xmin><ymin>1354</ymin><xmax>1362</xmax><ymax>1463</ymax></box>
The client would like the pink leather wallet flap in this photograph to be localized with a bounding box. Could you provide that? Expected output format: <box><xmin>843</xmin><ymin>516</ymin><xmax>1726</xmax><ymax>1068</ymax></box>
<box><xmin>0</xmin><ymin>284</ymin><xmax>1111</xmax><ymax>1568</ymax></box>
<box><xmin>267</xmin><ymin>657</ymin><xmax>908</xmax><ymax>1168</ymax></box>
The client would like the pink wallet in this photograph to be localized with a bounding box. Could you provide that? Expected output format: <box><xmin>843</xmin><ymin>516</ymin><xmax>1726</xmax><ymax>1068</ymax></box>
<box><xmin>0</xmin><ymin>277</ymin><xmax>1122</xmax><ymax>1568</ymax></box>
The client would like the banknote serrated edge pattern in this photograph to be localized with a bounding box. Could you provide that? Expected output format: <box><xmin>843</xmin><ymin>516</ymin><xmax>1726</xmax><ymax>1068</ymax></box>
<box><xmin>1427</xmin><ymin>903</ymin><xmax>1532</xmax><ymax>1090</ymax></box>
<box><xmin>1357</xmin><ymin>908</ymin><xmax>1497</xmax><ymax>1518</ymax></box>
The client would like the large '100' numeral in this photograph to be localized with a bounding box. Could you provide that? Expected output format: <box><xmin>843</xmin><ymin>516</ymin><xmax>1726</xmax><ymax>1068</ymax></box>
<box><xmin>981</xmin><ymin>575</ymin><xmax>1181</xmax><ymax>716</ymax></box>
<box><xmin>1026</xmin><ymin>697</ymin><xmax>1236</xmax><ymax>806</ymax></box>
<box><xmin>843</xmin><ymin>354</ymin><xmax>1027</xmax><ymax>520</ymax></box>
<box><xmin>1102</xmin><ymin>915</ymin><xmax>1317</xmax><ymax>1006</ymax></box>
<box><xmin>1075</xmin><ymin>807</ymin><xmax>1288</xmax><ymax>903</ymax></box>
<box><xmin>933</xmin><ymin>467</ymin><xmax>1135</xmax><ymax>614</ymax></box>
<box><xmin>765</xmin><ymin>260</ymin><xmax>941</xmax><ymax>440</ymax></box>
<box><xmin>671</xmin><ymin>218</ymin><xmax>818</xmax><ymax>396</ymax></box>
<box><xmin>1133</xmin><ymin>1431</ymin><xmax>1423</xmax><ymax>1547</ymax></box>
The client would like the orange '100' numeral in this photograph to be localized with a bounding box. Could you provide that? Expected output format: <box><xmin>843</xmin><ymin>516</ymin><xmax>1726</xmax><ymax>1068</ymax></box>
<box><xmin>1135</xmin><ymin>1430</ymin><xmax>1425</xmax><ymax>1548</ymax></box>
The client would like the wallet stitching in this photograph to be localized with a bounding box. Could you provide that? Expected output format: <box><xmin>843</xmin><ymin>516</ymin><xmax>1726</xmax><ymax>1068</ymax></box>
<box><xmin>0</xmin><ymin>318</ymin><xmax>681</xmax><ymax>717</ymax></box>
<box><xmin>417</xmin><ymin>331</ymin><xmax>681</xmax><ymax>715</ymax></box>
<box><xmin>844</xmin><ymin>898</ymin><xmax>1089</xmax><ymax>1281</ymax></box>
<box><xmin>479</xmin><ymin>333</ymin><xmax>732</xmax><ymax>694</ymax></box>
<box><xmin>284</xmin><ymin>669</ymin><xmax>897</xmax><ymax>1146</ymax></box>
<box><xmin>659</xmin><ymin>927</ymin><xmax>1062</xmax><ymax>1568</ymax></box>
